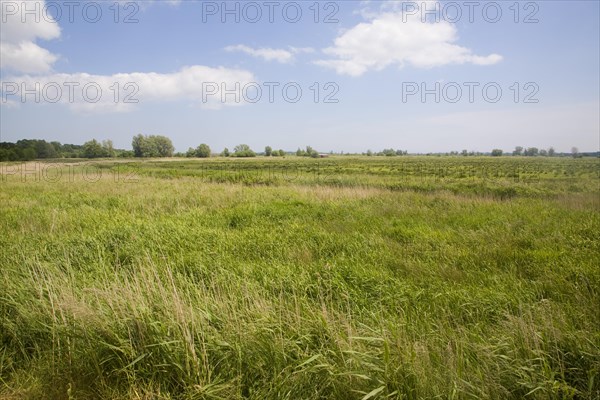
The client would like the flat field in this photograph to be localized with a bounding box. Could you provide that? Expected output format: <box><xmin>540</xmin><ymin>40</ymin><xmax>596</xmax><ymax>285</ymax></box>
<box><xmin>1</xmin><ymin>157</ymin><xmax>599</xmax><ymax>399</ymax></box>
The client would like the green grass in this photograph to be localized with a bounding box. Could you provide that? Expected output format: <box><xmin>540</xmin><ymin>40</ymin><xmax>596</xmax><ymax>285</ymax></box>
<box><xmin>1</xmin><ymin>157</ymin><xmax>599</xmax><ymax>399</ymax></box>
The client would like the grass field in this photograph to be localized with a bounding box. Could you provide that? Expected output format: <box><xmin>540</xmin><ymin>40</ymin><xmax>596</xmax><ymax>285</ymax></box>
<box><xmin>1</xmin><ymin>156</ymin><xmax>599</xmax><ymax>399</ymax></box>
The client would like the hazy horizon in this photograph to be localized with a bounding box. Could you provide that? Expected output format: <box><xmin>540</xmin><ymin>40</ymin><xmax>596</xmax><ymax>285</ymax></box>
<box><xmin>1</xmin><ymin>1</ymin><xmax>599</xmax><ymax>153</ymax></box>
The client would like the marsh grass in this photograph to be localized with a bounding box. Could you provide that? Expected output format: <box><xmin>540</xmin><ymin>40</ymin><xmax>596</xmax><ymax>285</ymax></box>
<box><xmin>1</xmin><ymin>157</ymin><xmax>598</xmax><ymax>399</ymax></box>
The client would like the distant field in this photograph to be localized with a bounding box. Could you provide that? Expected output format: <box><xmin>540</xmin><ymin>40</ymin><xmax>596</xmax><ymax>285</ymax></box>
<box><xmin>1</xmin><ymin>157</ymin><xmax>599</xmax><ymax>399</ymax></box>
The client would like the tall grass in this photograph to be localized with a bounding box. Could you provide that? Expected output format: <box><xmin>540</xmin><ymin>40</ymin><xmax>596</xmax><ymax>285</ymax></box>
<box><xmin>1</xmin><ymin>157</ymin><xmax>598</xmax><ymax>399</ymax></box>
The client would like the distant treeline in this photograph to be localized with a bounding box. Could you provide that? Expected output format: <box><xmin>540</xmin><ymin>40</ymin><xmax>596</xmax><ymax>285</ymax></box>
<box><xmin>0</xmin><ymin>139</ymin><xmax>133</xmax><ymax>161</ymax></box>
<box><xmin>366</xmin><ymin>147</ymin><xmax>598</xmax><ymax>158</ymax></box>
<box><xmin>0</xmin><ymin>138</ymin><xmax>597</xmax><ymax>161</ymax></box>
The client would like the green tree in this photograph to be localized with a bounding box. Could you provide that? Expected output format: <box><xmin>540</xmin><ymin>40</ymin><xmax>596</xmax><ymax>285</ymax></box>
<box><xmin>571</xmin><ymin>147</ymin><xmax>579</xmax><ymax>158</ymax></box>
<box><xmin>265</xmin><ymin>146</ymin><xmax>272</xmax><ymax>157</ymax></box>
<box><xmin>304</xmin><ymin>146</ymin><xmax>319</xmax><ymax>158</ymax></box>
<box><xmin>196</xmin><ymin>144</ymin><xmax>211</xmax><ymax>158</ymax></box>
<box><xmin>221</xmin><ymin>148</ymin><xmax>230</xmax><ymax>157</ymax></box>
<box><xmin>50</xmin><ymin>141</ymin><xmax>62</xmax><ymax>154</ymax></box>
<box><xmin>82</xmin><ymin>139</ymin><xmax>105</xmax><ymax>158</ymax></box>
<box><xmin>35</xmin><ymin>140</ymin><xmax>57</xmax><ymax>159</ymax></box>
<box><xmin>525</xmin><ymin>147</ymin><xmax>539</xmax><ymax>157</ymax></box>
<box><xmin>132</xmin><ymin>134</ymin><xmax>145</xmax><ymax>157</ymax></box>
<box><xmin>132</xmin><ymin>135</ymin><xmax>174</xmax><ymax>157</ymax></box>
<box><xmin>513</xmin><ymin>146</ymin><xmax>523</xmax><ymax>156</ymax></box>
<box><xmin>118</xmin><ymin>150</ymin><xmax>134</xmax><ymax>158</ymax></box>
<box><xmin>491</xmin><ymin>149</ymin><xmax>503</xmax><ymax>157</ymax></box>
<box><xmin>548</xmin><ymin>147</ymin><xmax>556</xmax><ymax>157</ymax></box>
<box><xmin>21</xmin><ymin>148</ymin><xmax>36</xmax><ymax>160</ymax></box>
<box><xmin>102</xmin><ymin>140</ymin><xmax>115</xmax><ymax>157</ymax></box>
<box><xmin>233</xmin><ymin>144</ymin><xmax>256</xmax><ymax>157</ymax></box>
<box><xmin>153</xmin><ymin>136</ymin><xmax>174</xmax><ymax>157</ymax></box>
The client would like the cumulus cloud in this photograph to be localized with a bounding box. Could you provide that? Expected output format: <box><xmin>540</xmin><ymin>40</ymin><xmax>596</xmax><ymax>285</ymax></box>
<box><xmin>0</xmin><ymin>1</ymin><xmax>257</xmax><ymax>112</ymax></box>
<box><xmin>1</xmin><ymin>66</ymin><xmax>257</xmax><ymax>113</ymax></box>
<box><xmin>1</xmin><ymin>41</ymin><xmax>59</xmax><ymax>74</ymax></box>
<box><xmin>225</xmin><ymin>45</ymin><xmax>314</xmax><ymax>63</ymax></box>
<box><xmin>315</xmin><ymin>2</ymin><xmax>502</xmax><ymax>76</ymax></box>
<box><xmin>0</xmin><ymin>0</ymin><xmax>61</xmax><ymax>73</ymax></box>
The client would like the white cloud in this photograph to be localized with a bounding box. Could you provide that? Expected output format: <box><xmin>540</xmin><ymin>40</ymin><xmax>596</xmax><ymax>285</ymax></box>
<box><xmin>315</xmin><ymin>2</ymin><xmax>502</xmax><ymax>76</ymax></box>
<box><xmin>289</xmin><ymin>47</ymin><xmax>315</xmax><ymax>55</ymax></box>
<box><xmin>1</xmin><ymin>41</ymin><xmax>59</xmax><ymax>74</ymax></box>
<box><xmin>1</xmin><ymin>66</ymin><xmax>257</xmax><ymax>113</ymax></box>
<box><xmin>225</xmin><ymin>45</ymin><xmax>294</xmax><ymax>63</ymax></box>
<box><xmin>0</xmin><ymin>0</ymin><xmax>257</xmax><ymax>113</ymax></box>
<box><xmin>0</xmin><ymin>0</ymin><xmax>61</xmax><ymax>73</ymax></box>
<box><xmin>225</xmin><ymin>45</ymin><xmax>315</xmax><ymax>63</ymax></box>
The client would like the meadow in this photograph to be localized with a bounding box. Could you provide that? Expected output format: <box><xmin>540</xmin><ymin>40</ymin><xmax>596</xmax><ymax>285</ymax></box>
<box><xmin>1</xmin><ymin>156</ymin><xmax>599</xmax><ymax>399</ymax></box>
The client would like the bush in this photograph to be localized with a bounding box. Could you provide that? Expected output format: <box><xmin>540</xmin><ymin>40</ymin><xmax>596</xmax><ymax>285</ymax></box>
<box><xmin>233</xmin><ymin>144</ymin><xmax>256</xmax><ymax>158</ymax></box>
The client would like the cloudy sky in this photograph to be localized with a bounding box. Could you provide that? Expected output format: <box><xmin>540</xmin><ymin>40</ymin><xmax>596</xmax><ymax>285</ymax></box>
<box><xmin>1</xmin><ymin>0</ymin><xmax>598</xmax><ymax>153</ymax></box>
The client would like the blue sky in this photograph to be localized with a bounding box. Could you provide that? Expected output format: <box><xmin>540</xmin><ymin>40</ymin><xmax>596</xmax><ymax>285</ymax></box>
<box><xmin>1</xmin><ymin>0</ymin><xmax>598</xmax><ymax>153</ymax></box>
